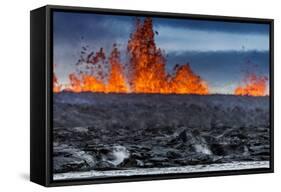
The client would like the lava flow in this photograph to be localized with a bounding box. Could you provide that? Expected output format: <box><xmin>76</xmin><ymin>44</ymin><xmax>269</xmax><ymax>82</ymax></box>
<box><xmin>53</xmin><ymin>17</ymin><xmax>210</xmax><ymax>94</ymax></box>
<box><xmin>235</xmin><ymin>73</ymin><xmax>268</xmax><ymax>96</ymax></box>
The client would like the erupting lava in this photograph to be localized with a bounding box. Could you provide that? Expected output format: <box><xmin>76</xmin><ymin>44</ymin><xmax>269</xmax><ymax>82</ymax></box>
<box><xmin>107</xmin><ymin>45</ymin><xmax>129</xmax><ymax>93</ymax></box>
<box><xmin>53</xmin><ymin>72</ymin><xmax>61</xmax><ymax>93</ymax></box>
<box><xmin>53</xmin><ymin>17</ymin><xmax>210</xmax><ymax>94</ymax></box>
<box><xmin>169</xmin><ymin>64</ymin><xmax>209</xmax><ymax>94</ymax></box>
<box><xmin>235</xmin><ymin>73</ymin><xmax>268</xmax><ymax>96</ymax></box>
<box><xmin>127</xmin><ymin>18</ymin><xmax>208</xmax><ymax>94</ymax></box>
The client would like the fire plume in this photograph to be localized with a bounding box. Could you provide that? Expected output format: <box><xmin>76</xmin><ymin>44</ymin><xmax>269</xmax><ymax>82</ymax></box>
<box><xmin>127</xmin><ymin>18</ymin><xmax>168</xmax><ymax>93</ymax></box>
<box><xmin>235</xmin><ymin>73</ymin><xmax>268</xmax><ymax>96</ymax></box>
<box><xmin>53</xmin><ymin>72</ymin><xmax>61</xmax><ymax>93</ymax></box>
<box><xmin>107</xmin><ymin>45</ymin><xmax>128</xmax><ymax>93</ymax></box>
<box><xmin>169</xmin><ymin>64</ymin><xmax>209</xmax><ymax>94</ymax></box>
<box><xmin>54</xmin><ymin>17</ymin><xmax>209</xmax><ymax>95</ymax></box>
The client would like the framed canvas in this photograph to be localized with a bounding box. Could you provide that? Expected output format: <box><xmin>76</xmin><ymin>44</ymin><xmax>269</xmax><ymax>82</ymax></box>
<box><xmin>30</xmin><ymin>5</ymin><xmax>274</xmax><ymax>187</ymax></box>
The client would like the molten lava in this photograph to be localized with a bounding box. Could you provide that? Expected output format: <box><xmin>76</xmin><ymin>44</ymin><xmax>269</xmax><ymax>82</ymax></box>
<box><xmin>127</xmin><ymin>18</ymin><xmax>169</xmax><ymax>93</ymax></box>
<box><xmin>235</xmin><ymin>73</ymin><xmax>268</xmax><ymax>96</ymax></box>
<box><xmin>107</xmin><ymin>45</ymin><xmax>128</xmax><ymax>93</ymax></box>
<box><xmin>126</xmin><ymin>18</ymin><xmax>208</xmax><ymax>94</ymax></box>
<box><xmin>68</xmin><ymin>73</ymin><xmax>82</xmax><ymax>92</ymax></box>
<box><xmin>53</xmin><ymin>72</ymin><xmax>61</xmax><ymax>93</ymax></box>
<box><xmin>169</xmin><ymin>64</ymin><xmax>209</xmax><ymax>94</ymax></box>
<box><xmin>54</xmin><ymin>17</ymin><xmax>209</xmax><ymax>95</ymax></box>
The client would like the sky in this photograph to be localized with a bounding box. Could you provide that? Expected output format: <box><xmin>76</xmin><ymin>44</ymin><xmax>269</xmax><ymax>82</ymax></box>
<box><xmin>53</xmin><ymin>11</ymin><xmax>270</xmax><ymax>94</ymax></box>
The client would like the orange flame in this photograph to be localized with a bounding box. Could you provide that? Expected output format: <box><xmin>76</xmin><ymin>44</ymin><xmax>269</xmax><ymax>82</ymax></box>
<box><xmin>235</xmin><ymin>73</ymin><xmax>268</xmax><ymax>96</ymax></box>
<box><xmin>53</xmin><ymin>71</ymin><xmax>61</xmax><ymax>93</ymax></box>
<box><xmin>54</xmin><ymin>17</ymin><xmax>209</xmax><ymax>95</ymax></box>
<box><xmin>169</xmin><ymin>64</ymin><xmax>209</xmax><ymax>94</ymax></box>
<box><xmin>107</xmin><ymin>45</ymin><xmax>128</xmax><ymax>93</ymax></box>
<box><xmin>127</xmin><ymin>18</ymin><xmax>169</xmax><ymax>93</ymax></box>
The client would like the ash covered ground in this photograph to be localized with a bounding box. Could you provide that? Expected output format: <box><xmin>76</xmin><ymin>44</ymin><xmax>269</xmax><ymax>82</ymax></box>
<box><xmin>53</xmin><ymin>92</ymin><xmax>270</xmax><ymax>177</ymax></box>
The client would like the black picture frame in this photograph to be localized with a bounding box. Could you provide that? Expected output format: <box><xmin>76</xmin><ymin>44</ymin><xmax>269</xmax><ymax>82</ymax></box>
<box><xmin>30</xmin><ymin>5</ymin><xmax>274</xmax><ymax>187</ymax></box>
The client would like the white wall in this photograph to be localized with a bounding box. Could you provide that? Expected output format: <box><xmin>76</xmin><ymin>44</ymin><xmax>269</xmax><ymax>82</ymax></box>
<box><xmin>0</xmin><ymin>0</ymin><xmax>279</xmax><ymax>191</ymax></box>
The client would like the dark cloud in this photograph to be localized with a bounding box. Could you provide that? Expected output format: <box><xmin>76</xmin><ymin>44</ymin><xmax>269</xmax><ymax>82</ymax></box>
<box><xmin>54</xmin><ymin>11</ymin><xmax>269</xmax><ymax>47</ymax></box>
<box><xmin>153</xmin><ymin>18</ymin><xmax>270</xmax><ymax>35</ymax></box>
<box><xmin>53</xmin><ymin>11</ymin><xmax>134</xmax><ymax>47</ymax></box>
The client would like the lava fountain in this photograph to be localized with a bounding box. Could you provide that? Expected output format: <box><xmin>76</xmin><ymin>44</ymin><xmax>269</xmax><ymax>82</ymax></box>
<box><xmin>53</xmin><ymin>71</ymin><xmax>61</xmax><ymax>93</ymax></box>
<box><xmin>235</xmin><ymin>73</ymin><xmax>268</xmax><ymax>96</ymax></box>
<box><xmin>54</xmin><ymin>17</ymin><xmax>209</xmax><ymax>94</ymax></box>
